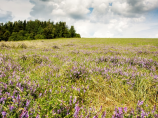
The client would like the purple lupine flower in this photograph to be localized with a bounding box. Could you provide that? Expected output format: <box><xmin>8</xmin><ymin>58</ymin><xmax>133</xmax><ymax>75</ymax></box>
<box><xmin>154</xmin><ymin>114</ymin><xmax>158</xmax><ymax>117</ymax></box>
<box><xmin>99</xmin><ymin>106</ymin><xmax>102</xmax><ymax>112</ymax></box>
<box><xmin>36</xmin><ymin>114</ymin><xmax>39</xmax><ymax>118</ymax></box>
<box><xmin>101</xmin><ymin>111</ymin><xmax>106</xmax><ymax>118</ymax></box>
<box><xmin>39</xmin><ymin>93</ymin><xmax>42</xmax><ymax>97</ymax></box>
<box><xmin>17</xmin><ymin>95</ymin><xmax>21</xmax><ymax>100</ymax></box>
<box><xmin>20</xmin><ymin>110</ymin><xmax>26</xmax><ymax>118</ymax></box>
<box><xmin>9</xmin><ymin>105</ymin><xmax>14</xmax><ymax>111</ymax></box>
<box><xmin>6</xmin><ymin>92</ymin><xmax>10</xmax><ymax>96</ymax></box>
<box><xmin>152</xmin><ymin>105</ymin><xmax>156</xmax><ymax>114</ymax></box>
<box><xmin>114</xmin><ymin>107</ymin><xmax>118</xmax><ymax>116</ymax></box>
<box><xmin>93</xmin><ymin>115</ymin><xmax>98</xmax><ymax>118</ymax></box>
<box><xmin>118</xmin><ymin>107</ymin><xmax>123</xmax><ymax>114</ymax></box>
<box><xmin>124</xmin><ymin>107</ymin><xmax>127</xmax><ymax>113</ymax></box>
<box><xmin>0</xmin><ymin>97</ymin><xmax>5</xmax><ymax>102</ymax></box>
<box><xmin>69</xmin><ymin>96</ymin><xmax>72</xmax><ymax>105</ymax></box>
<box><xmin>74</xmin><ymin>103</ymin><xmax>80</xmax><ymax>118</ymax></box>
<box><xmin>77</xmin><ymin>88</ymin><xmax>80</xmax><ymax>92</ymax></box>
<box><xmin>57</xmin><ymin>109</ymin><xmax>61</xmax><ymax>114</ymax></box>
<box><xmin>141</xmin><ymin>109</ymin><xmax>146</xmax><ymax>118</ymax></box>
<box><xmin>1</xmin><ymin>111</ymin><xmax>6</xmax><ymax>117</ymax></box>
<box><xmin>4</xmin><ymin>84</ymin><xmax>7</xmax><ymax>89</ymax></box>
<box><xmin>154</xmin><ymin>75</ymin><xmax>158</xmax><ymax>79</ymax></box>
<box><xmin>137</xmin><ymin>100</ymin><xmax>144</xmax><ymax>106</ymax></box>
<box><xmin>25</xmin><ymin>111</ymin><xmax>29</xmax><ymax>118</ymax></box>
<box><xmin>52</xmin><ymin>110</ymin><xmax>55</xmax><ymax>115</ymax></box>
<box><xmin>73</xmin><ymin>97</ymin><xmax>77</xmax><ymax>103</ymax></box>
<box><xmin>26</xmin><ymin>99</ymin><xmax>30</xmax><ymax>107</ymax></box>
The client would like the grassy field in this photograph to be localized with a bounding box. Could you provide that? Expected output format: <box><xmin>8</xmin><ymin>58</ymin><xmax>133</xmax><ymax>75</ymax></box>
<box><xmin>0</xmin><ymin>38</ymin><xmax>158</xmax><ymax>117</ymax></box>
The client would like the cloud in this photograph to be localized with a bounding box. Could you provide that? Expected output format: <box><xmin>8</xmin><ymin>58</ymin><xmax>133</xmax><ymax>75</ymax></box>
<box><xmin>111</xmin><ymin>0</ymin><xmax>158</xmax><ymax>17</ymax></box>
<box><xmin>1</xmin><ymin>0</ymin><xmax>158</xmax><ymax>37</ymax></box>
<box><xmin>0</xmin><ymin>9</ymin><xmax>13</xmax><ymax>23</ymax></box>
<box><xmin>29</xmin><ymin>0</ymin><xmax>158</xmax><ymax>21</ymax></box>
<box><xmin>27</xmin><ymin>0</ymin><xmax>158</xmax><ymax>38</ymax></box>
<box><xmin>29</xmin><ymin>0</ymin><xmax>57</xmax><ymax>20</ymax></box>
<box><xmin>29</xmin><ymin>0</ymin><xmax>92</xmax><ymax>20</ymax></box>
<box><xmin>0</xmin><ymin>0</ymin><xmax>33</xmax><ymax>22</ymax></box>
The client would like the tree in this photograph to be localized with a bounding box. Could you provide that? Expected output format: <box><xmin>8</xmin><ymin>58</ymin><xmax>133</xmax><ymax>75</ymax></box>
<box><xmin>13</xmin><ymin>21</ymin><xmax>19</xmax><ymax>32</ymax></box>
<box><xmin>9</xmin><ymin>32</ymin><xmax>18</xmax><ymax>41</ymax></box>
<box><xmin>23</xmin><ymin>20</ymin><xmax>26</xmax><ymax>30</ymax></box>
<box><xmin>3</xmin><ymin>31</ymin><xmax>10</xmax><ymax>41</ymax></box>
<box><xmin>43</xmin><ymin>24</ymin><xmax>53</xmax><ymax>39</ymax></box>
<box><xmin>35</xmin><ymin>34</ymin><xmax>45</xmax><ymax>39</ymax></box>
<box><xmin>76</xmin><ymin>34</ymin><xmax>81</xmax><ymax>38</ymax></box>
<box><xmin>0</xmin><ymin>30</ymin><xmax>4</xmax><ymax>41</ymax></box>
<box><xmin>37</xmin><ymin>26</ymin><xmax>43</xmax><ymax>35</ymax></box>
<box><xmin>0</xmin><ymin>19</ymin><xmax>81</xmax><ymax>41</ymax></box>
<box><xmin>69</xmin><ymin>26</ymin><xmax>76</xmax><ymax>38</ymax></box>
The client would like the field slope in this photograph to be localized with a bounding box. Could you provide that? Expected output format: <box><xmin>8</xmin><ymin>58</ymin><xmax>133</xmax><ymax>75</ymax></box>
<box><xmin>0</xmin><ymin>38</ymin><xmax>158</xmax><ymax>117</ymax></box>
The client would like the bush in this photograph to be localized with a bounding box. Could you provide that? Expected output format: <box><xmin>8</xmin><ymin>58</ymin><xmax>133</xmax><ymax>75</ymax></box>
<box><xmin>35</xmin><ymin>34</ymin><xmax>45</xmax><ymax>39</ymax></box>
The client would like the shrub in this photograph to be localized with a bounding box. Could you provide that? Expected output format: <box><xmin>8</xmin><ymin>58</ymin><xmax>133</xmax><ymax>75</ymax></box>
<box><xmin>35</xmin><ymin>34</ymin><xmax>45</xmax><ymax>39</ymax></box>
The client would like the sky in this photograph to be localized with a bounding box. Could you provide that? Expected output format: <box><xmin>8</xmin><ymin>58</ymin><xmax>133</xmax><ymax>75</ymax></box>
<box><xmin>0</xmin><ymin>0</ymin><xmax>158</xmax><ymax>38</ymax></box>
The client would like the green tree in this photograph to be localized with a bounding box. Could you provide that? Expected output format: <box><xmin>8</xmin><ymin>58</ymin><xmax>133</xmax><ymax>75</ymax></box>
<box><xmin>43</xmin><ymin>24</ymin><xmax>53</xmax><ymax>39</ymax></box>
<box><xmin>9</xmin><ymin>32</ymin><xmax>18</xmax><ymax>41</ymax></box>
<box><xmin>37</xmin><ymin>26</ymin><xmax>43</xmax><ymax>34</ymax></box>
<box><xmin>3</xmin><ymin>30</ymin><xmax>10</xmax><ymax>41</ymax></box>
<box><xmin>69</xmin><ymin>26</ymin><xmax>76</xmax><ymax>38</ymax></box>
<box><xmin>1</xmin><ymin>19</ymin><xmax>81</xmax><ymax>41</ymax></box>
<box><xmin>23</xmin><ymin>20</ymin><xmax>26</xmax><ymax>30</ymax></box>
<box><xmin>76</xmin><ymin>33</ymin><xmax>81</xmax><ymax>38</ymax></box>
<box><xmin>35</xmin><ymin>34</ymin><xmax>45</xmax><ymax>39</ymax></box>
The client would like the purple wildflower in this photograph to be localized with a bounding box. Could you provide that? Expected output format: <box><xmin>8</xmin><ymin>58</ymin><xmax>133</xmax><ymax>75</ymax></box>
<box><xmin>69</xmin><ymin>96</ymin><xmax>72</xmax><ymax>105</ymax></box>
<box><xmin>25</xmin><ymin>111</ymin><xmax>29</xmax><ymax>118</ymax></box>
<box><xmin>93</xmin><ymin>115</ymin><xmax>98</xmax><ymax>118</ymax></box>
<box><xmin>9</xmin><ymin>105</ymin><xmax>14</xmax><ymax>111</ymax></box>
<box><xmin>118</xmin><ymin>107</ymin><xmax>123</xmax><ymax>114</ymax></box>
<box><xmin>0</xmin><ymin>97</ymin><xmax>5</xmax><ymax>102</ymax></box>
<box><xmin>1</xmin><ymin>111</ymin><xmax>6</xmax><ymax>117</ymax></box>
<box><xmin>39</xmin><ymin>93</ymin><xmax>42</xmax><ymax>97</ymax></box>
<box><xmin>137</xmin><ymin>100</ymin><xmax>144</xmax><ymax>106</ymax></box>
<box><xmin>73</xmin><ymin>97</ymin><xmax>77</xmax><ymax>103</ymax></box>
<box><xmin>36</xmin><ymin>114</ymin><xmax>39</xmax><ymax>118</ymax></box>
<box><xmin>141</xmin><ymin>109</ymin><xmax>146</xmax><ymax>118</ymax></box>
<box><xmin>101</xmin><ymin>111</ymin><xmax>106</xmax><ymax>118</ymax></box>
<box><xmin>74</xmin><ymin>103</ymin><xmax>80</xmax><ymax>118</ymax></box>
<box><xmin>152</xmin><ymin>105</ymin><xmax>156</xmax><ymax>113</ymax></box>
<box><xmin>124</xmin><ymin>107</ymin><xmax>127</xmax><ymax>113</ymax></box>
<box><xmin>26</xmin><ymin>99</ymin><xmax>30</xmax><ymax>107</ymax></box>
<box><xmin>20</xmin><ymin>110</ymin><xmax>26</xmax><ymax>118</ymax></box>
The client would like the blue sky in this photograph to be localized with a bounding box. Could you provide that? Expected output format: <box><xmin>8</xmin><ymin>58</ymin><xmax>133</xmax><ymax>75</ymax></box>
<box><xmin>0</xmin><ymin>0</ymin><xmax>158</xmax><ymax>38</ymax></box>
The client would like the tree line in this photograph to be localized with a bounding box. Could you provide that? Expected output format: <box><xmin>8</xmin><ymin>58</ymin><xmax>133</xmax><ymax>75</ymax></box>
<box><xmin>0</xmin><ymin>19</ymin><xmax>81</xmax><ymax>41</ymax></box>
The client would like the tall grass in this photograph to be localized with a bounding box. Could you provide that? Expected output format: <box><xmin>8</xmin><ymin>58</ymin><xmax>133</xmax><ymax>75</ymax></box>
<box><xmin>0</xmin><ymin>38</ymin><xmax>158</xmax><ymax>117</ymax></box>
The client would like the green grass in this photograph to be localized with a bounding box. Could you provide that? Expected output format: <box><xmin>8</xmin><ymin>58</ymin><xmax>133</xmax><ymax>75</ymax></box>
<box><xmin>0</xmin><ymin>38</ymin><xmax>158</xmax><ymax>117</ymax></box>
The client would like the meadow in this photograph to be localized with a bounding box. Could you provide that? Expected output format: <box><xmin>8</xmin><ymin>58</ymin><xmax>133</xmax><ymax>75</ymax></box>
<box><xmin>0</xmin><ymin>38</ymin><xmax>158</xmax><ymax>118</ymax></box>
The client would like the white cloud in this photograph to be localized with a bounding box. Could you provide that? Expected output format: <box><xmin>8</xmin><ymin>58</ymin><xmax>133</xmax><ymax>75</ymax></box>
<box><xmin>0</xmin><ymin>0</ymin><xmax>158</xmax><ymax>37</ymax></box>
<box><xmin>0</xmin><ymin>0</ymin><xmax>33</xmax><ymax>22</ymax></box>
<box><xmin>0</xmin><ymin>9</ymin><xmax>13</xmax><ymax>22</ymax></box>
